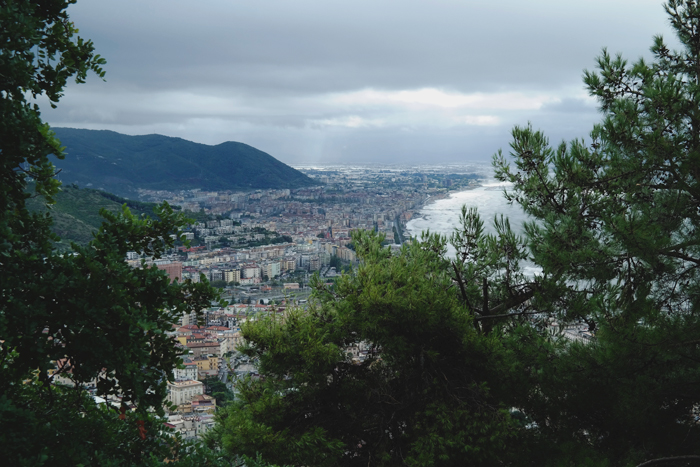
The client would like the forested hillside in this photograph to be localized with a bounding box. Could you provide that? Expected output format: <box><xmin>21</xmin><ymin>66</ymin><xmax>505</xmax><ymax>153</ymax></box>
<box><xmin>51</xmin><ymin>128</ymin><xmax>318</xmax><ymax>198</ymax></box>
<box><xmin>25</xmin><ymin>184</ymin><xmax>163</xmax><ymax>248</ymax></box>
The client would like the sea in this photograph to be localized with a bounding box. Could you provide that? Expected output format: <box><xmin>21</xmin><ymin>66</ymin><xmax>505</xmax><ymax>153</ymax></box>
<box><xmin>405</xmin><ymin>163</ymin><xmax>528</xmax><ymax>241</ymax></box>
<box><xmin>405</xmin><ymin>163</ymin><xmax>540</xmax><ymax>276</ymax></box>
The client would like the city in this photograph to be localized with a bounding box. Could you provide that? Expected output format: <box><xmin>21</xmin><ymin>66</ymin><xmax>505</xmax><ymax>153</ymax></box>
<box><xmin>129</xmin><ymin>165</ymin><xmax>485</xmax><ymax>440</ymax></box>
<box><xmin>7</xmin><ymin>0</ymin><xmax>700</xmax><ymax>464</ymax></box>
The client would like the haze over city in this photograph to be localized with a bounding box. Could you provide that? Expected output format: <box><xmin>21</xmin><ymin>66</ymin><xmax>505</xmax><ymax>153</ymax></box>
<box><xmin>43</xmin><ymin>0</ymin><xmax>674</xmax><ymax>165</ymax></box>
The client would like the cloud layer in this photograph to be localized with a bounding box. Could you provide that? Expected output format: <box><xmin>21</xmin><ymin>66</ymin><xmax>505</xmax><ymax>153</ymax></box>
<box><xmin>44</xmin><ymin>0</ymin><xmax>675</xmax><ymax>164</ymax></box>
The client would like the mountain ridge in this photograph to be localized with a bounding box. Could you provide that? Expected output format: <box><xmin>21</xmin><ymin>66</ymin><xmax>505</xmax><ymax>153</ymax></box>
<box><xmin>50</xmin><ymin>128</ymin><xmax>317</xmax><ymax>198</ymax></box>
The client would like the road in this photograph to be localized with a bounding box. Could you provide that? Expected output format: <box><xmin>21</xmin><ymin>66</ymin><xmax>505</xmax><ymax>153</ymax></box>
<box><xmin>394</xmin><ymin>215</ymin><xmax>406</xmax><ymax>244</ymax></box>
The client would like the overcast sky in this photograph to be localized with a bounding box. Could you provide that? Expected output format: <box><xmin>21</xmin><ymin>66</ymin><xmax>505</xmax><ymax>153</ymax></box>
<box><xmin>43</xmin><ymin>0</ymin><xmax>678</xmax><ymax>165</ymax></box>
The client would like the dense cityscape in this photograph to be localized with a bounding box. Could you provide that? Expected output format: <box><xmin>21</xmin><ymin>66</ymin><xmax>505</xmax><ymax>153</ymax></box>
<box><xmin>125</xmin><ymin>165</ymin><xmax>482</xmax><ymax>439</ymax></box>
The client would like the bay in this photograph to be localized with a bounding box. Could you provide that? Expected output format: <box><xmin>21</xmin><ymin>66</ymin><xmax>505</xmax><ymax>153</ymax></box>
<box><xmin>405</xmin><ymin>170</ymin><xmax>540</xmax><ymax>276</ymax></box>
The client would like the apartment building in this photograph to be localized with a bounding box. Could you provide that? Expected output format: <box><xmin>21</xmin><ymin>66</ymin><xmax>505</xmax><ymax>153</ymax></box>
<box><xmin>167</xmin><ymin>380</ymin><xmax>204</xmax><ymax>406</ymax></box>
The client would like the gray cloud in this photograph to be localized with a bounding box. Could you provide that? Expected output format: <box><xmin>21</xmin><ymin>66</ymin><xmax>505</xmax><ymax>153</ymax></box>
<box><xmin>45</xmin><ymin>0</ymin><xmax>677</xmax><ymax>164</ymax></box>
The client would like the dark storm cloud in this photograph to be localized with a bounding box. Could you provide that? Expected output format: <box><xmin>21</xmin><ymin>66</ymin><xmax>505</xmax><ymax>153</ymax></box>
<box><xmin>44</xmin><ymin>0</ymin><xmax>676</xmax><ymax>163</ymax></box>
<box><xmin>70</xmin><ymin>0</ymin><xmax>669</xmax><ymax>92</ymax></box>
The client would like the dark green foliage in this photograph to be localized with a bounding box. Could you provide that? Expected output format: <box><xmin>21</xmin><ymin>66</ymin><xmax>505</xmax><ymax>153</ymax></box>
<box><xmin>0</xmin><ymin>1</ymin><xmax>225</xmax><ymax>465</ymax></box>
<box><xmin>51</xmin><ymin>127</ymin><xmax>318</xmax><ymax>197</ymax></box>
<box><xmin>2</xmin><ymin>202</ymin><xmax>217</xmax><ymax>411</ymax></box>
<box><xmin>217</xmin><ymin>231</ymin><xmax>520</xmax><ymax>467</ymax></box>
<box><xmin>214</xmin><ymin>2</ymin><xmax>700</xmax><ymax>466</ymax></box>
<box><xmin>328</xmin><ymin>255</ymin><xmax>341</xmax><ymax>269</ymax></box>
<box><xmin>25</xmin><ymin>183</ymin><xmax>161</xmax><ymax>247</ymax></box>
<box><xmin>490</xmin><ymin>0</ymin><xmax>700</xmax><ymax>462</ymax></box>
<box><xmin>184</xmin><ymin>208</ymin><xmax>211</xmax><ymax>223</ymax></box>
<box><xmin>0</xmin><ymin>383</ymin><xmax>238</xmax><ymax>467</ymax></box>
<box><xmin>205</xmin><ymin>376</ymin><xmax>235</xmax><ymax>406</ymax></box>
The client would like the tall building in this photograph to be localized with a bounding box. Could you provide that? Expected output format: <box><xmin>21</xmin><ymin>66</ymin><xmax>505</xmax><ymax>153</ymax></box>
<box><xmin>309</xmin><ymin>256</ymin><xmax>321</xmax><ymax>271</ymax></box>
<box><xmin>263</xmin><ymin>262</ymin><xmax>281</xmax><ymax>279</ymax></box>
<box><xmin>223</xmin><ymin>269</ymin><xmax>241</xmax><ymax>283</ymax></box>
<box><xmin>157</xmin><ymin>262</ymin><xmax>183</xmax><ymax>282</ymax></box>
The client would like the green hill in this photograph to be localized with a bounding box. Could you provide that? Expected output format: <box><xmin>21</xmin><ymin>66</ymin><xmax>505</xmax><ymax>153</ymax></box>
<box><xmin>50</xmin><ymin>128</ymin><xmax>317</xmax><ymax>198</ymax></box>
<box><xmin>26</xmin><ymin>184</ymin><xmax>164</xmax><ymax>250</ymax></box>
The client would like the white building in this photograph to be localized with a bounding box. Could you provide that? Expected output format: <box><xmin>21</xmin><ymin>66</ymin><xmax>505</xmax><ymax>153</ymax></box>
<box><xmin>263</xmin><ymin>261</ymin><xmax>281</xmax><ymax>279</ymax></box>
<box><xmin>166</xmin><ymin>413</ymin><xmax>217</xmax><ymax>439</ymax></box>
<box><xmin>173</xmin><ymin>358</ymin><xmax>199</xmax><ymax>381</ymax></box>
<box><xmin>242</xmin><ymin>265</ymin><xmax>261</xmax><ymax>279</ymax></box>
<box><xmin>167</xmin><ymin>379</ymin><xmax>204</xmax><ymax>406</ymax></box>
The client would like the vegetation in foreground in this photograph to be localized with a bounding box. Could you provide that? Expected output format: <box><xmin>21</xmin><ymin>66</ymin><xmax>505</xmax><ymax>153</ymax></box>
<box><xmin>212</xmin><ymin>1</ymin><xmax>700</xmax><ymax>466</ymax></box>
<box><xmin>0</xmin><ymin>2</ymin><xmax>230</xmax><ymax>466</ymax></box>
<box><xmin>5</xmin><ymin>0</ymin><xmax>700</xmax><ymax>466</ymax></box>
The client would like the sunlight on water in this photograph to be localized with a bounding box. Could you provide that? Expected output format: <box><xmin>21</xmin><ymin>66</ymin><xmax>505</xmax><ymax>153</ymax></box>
<box><xmin>406</xmin><ymin>168</ymin><xmax>541</xmax><ymax>276</ymax></box>
<box><xmin>406</xmin><ymin>181</ymin><xmax>527</xmax><ymax>239</ymax></box>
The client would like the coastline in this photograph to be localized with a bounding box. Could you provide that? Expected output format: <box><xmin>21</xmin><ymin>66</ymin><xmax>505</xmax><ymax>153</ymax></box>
<box><xmin>399</xmin><ymin>183</ymin><xmax>482</xmax><ymax>241</ymax></box>
<box><xmin>404</xmin><ymin>183</ymin><xmax>484</xmax><ymax>224</ymax></box>
<box><xmin>403</xmin><ymin>180</ymin><xmax>525</xmax><ymax>246</ymax></box>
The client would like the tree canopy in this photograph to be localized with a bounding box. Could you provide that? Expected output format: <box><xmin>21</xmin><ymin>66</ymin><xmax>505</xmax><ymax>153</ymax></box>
<box><xmin>0</xmin><ymin>1</ymin><xmax>225</xmax><ymax>465</ymax></box>
<box><xmin>216</xmin><ymin>230</ymin><xmax>524</xmax><ymax>466</ymax></box>
<box><xmin>214</xmin><ymin>1</ymin><xmax>700</xmax><ymax>466</ymax></box>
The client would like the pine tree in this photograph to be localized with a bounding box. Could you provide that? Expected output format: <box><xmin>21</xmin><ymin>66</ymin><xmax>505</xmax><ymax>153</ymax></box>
<box><xmin>216</xmin><ymin>231</ymin><xmax>522</xmax><ymax>467</ymax></box>
<box><xmin>493</xmin><ymin>0</ymin><xmax>700</xmax><ymax>462</ymax></box>
<box><xmin>217</xmin><ymin>2</ymin><xmax>700</xmax><ymax>466</ymax></box>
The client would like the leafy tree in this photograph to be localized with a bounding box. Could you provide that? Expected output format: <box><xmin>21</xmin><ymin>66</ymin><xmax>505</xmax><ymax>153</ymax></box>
<box><xmin>184</xmin><ymin>208</ymin><xmax>210</xmax><ymax>223</ymax></box>
<box><xmin>0</xmin><ymin>1</ymin><xmax>223</xmax><ymax>465</ymax></box>
<box><xmin>329</xmin><ymin>255</ymin><xmax>341</xmax><ymax>269</ymax></box>
<box><xmin>1</xmin><ymin>383</ymin><xmax>246</xmax><ymax>467</ymax></box>
<box><xmin>205</xmin><ymin>376</ymin><xmax>235</xmax><ymax>406</ymax></box>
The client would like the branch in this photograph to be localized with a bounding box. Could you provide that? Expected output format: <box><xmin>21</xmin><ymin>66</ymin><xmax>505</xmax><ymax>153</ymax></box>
<box><xmin>482</xmin><ymin>277</ymin><xmax>489</xmax><ymax>316</ymax></box>
<box><xmin>16</xmin><ymin>165</ymin><xmax>62</xmax><ymax>179</ymax></box>
<box><xmin>660</xmin><ymin>250</ymin><xmax>700</xmax><ymax>266</ymax></box>
<box><xmin>474</xmin><ymin>286</ymin><xmax>537</xmax><ymax>321</ymax></box>
<box><xmin>474</xmin><ymin>308</ymin><xmax>541</xmax><ymax>321</ymax></box>
<box><xmin>450</xmin><ymin>261</ymin><xmax>470</xmax><ymax>309</ymax></box>
<box><xmin>635</xmin><ymin>455</ymin><xmax>700</xmax><ymax>467</ymax></box>
<box><xmin>525</xmin><ymin>151</ymin><xmax>565</xmax><ymax>214</ymax></box>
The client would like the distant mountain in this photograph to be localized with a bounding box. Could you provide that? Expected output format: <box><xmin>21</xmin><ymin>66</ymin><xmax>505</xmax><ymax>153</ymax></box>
<box><xmin>50</xmin><ymin>128</ymin><xmax>317</xmax><ymax>198</ymax></box>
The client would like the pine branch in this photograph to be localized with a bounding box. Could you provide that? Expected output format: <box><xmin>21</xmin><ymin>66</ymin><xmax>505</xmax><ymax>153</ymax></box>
<box><xmin>635</xmin><ymin>455</ymin><xmax>700</xmax><ymax>467</ymax></box>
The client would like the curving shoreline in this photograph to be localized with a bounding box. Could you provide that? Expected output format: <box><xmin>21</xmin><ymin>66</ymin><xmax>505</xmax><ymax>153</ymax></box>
<box><xmin>404</xmin><ymin>181</ymin><xmax>523</xmax><ymax>242</ymax></box>
<box><xmin>399</xmin><ymin>183</ymin><xmax>483</xmax><ymax>241</ymax></box>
